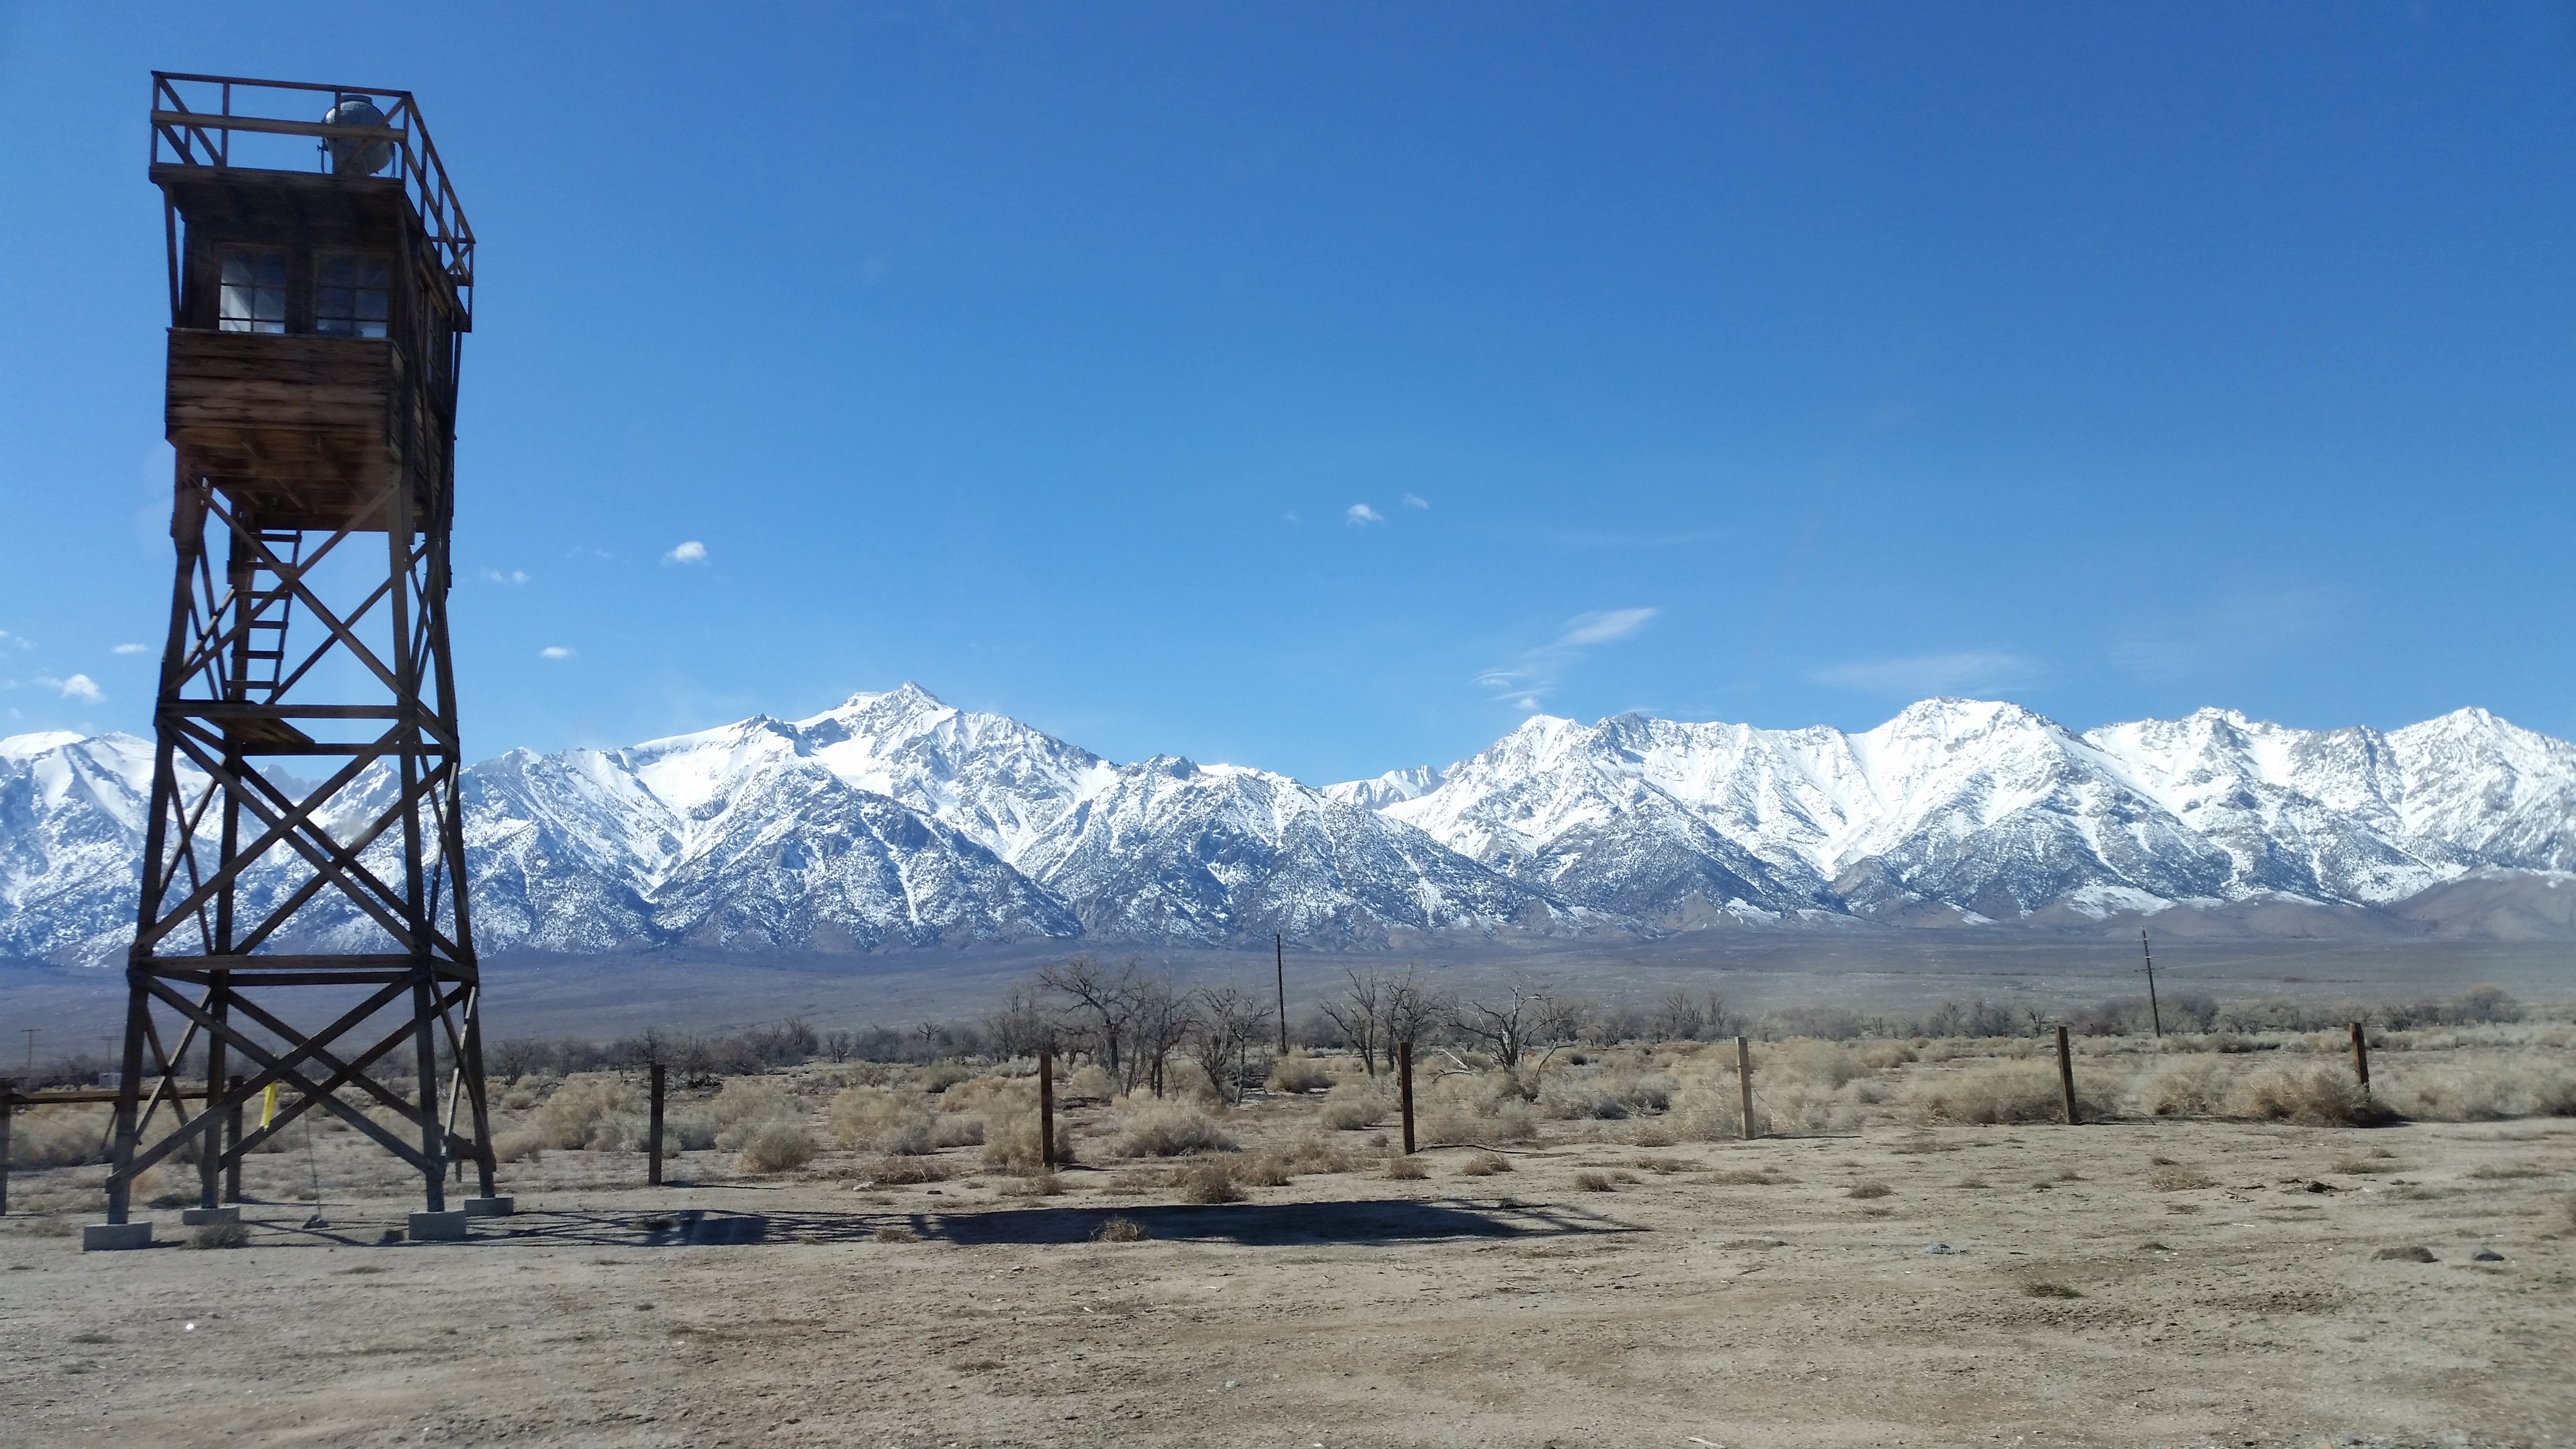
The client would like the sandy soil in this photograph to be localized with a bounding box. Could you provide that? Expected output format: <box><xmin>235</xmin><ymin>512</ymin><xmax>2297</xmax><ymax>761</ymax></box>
<box><xmin>3</xmin><ymin>1102</ymin><xmax>2571</xmax><ymax>1449</ymax></box>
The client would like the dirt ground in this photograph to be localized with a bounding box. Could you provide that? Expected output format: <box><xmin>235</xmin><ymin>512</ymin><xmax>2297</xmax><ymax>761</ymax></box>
<box><xmin>3</xmin><ymin>1102</ymin><xmax>2571</xmax><ymax>1449</ymax></box>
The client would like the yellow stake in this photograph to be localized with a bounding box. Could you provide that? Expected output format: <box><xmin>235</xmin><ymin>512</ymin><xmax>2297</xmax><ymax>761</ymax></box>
<box><xmin>258</xmin><ymin>1081</ymin><xmax>280</xmax><ymax>1130</ymax></box>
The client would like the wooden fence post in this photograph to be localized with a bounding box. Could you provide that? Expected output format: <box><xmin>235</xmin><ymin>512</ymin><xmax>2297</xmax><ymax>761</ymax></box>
<box><xmin>1038</xmin><ymin>1049</ymin><xmax>1057</xmax><ymax>1169</ymax></box>
<box><xmin>1735</xmin><ymin>1036</ymin><xmax>1756</xmax><ymax>1140</ymax></box>
<box><xmin>647</xmin><ymin>1063</ymin><xmax>666</xmax><ymax>1187</ymax></box>
<box><xmin>1397</xmin><ymin>1041</ymin><xmax>1416</xmax><ymax>1155</ymax></box>
<box><xmin>2349</xmin><ymin>1022</ymin><xmax>2370</xmax><ymax>1097</ymax></box>
<box><xmin>2055</xmin><ymin>1025</ymin><xmax>2078</xmax><ymax>1125</ymax></box>
<box><xmin>223</xmin><ymin>1074</ymin><xmax>243</xmax><ymax>1203</ymax></box>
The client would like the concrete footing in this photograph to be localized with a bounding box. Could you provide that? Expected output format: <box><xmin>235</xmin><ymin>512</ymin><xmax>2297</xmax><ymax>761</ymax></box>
<box><xmin>407</xmin><ymin>1210</ymin><xmax>470</xmax><ymax>1242</ymax></box>
<box><xmin>462</xmin><ymin>1196</ymin><xmax>514</xmax><ymax>1217</ymax></box>
<box><xmin>82</xmin><ymin>1222</ymin><xmax>153</xmax><ymax>1252</ymax></box>
<box><xmin>180</xmin><ymin>1207</ymin><xmax>241</xmax><ymax>1226</ymax></box>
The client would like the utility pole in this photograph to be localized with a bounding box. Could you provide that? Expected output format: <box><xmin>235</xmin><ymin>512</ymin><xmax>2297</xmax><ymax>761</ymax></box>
<box><xmin>2140</xmin><ymin>928</ymin><xmax>2163</xmax><ymax>1039</ymax></box>
<box><xmin>20</xmin><ymin>1028</ymin><xmax>33</xmax><ymax>1074</ymax></box>
<box><xmin>1275</xmin><ymin>934</ymin><xmax>1288</xmax><ymax>1056</ymax></box>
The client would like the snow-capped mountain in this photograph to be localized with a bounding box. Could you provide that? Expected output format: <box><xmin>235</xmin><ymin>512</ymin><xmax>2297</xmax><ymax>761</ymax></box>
<box><xmin>4</xmin><ymin>688</ymin><xmax>2571</xmax><ymax>966</ymax></box>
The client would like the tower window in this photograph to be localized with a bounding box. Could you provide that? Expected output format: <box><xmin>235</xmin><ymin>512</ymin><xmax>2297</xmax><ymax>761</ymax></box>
<box><xmin>316</xmin><ymin>255</ymin><xmax>391</xmax><ymax>338</ymax></box>
<box><xmin>218</xmin><ymin>253</ymin><xmax>287</xmax><ymax>334</ymax></box>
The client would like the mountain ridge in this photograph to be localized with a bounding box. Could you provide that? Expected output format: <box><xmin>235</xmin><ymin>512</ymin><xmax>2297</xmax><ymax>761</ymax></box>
<box><xmin>4</xmin><ymin>685</ymin><xmax>2570</xmax><ymax>965</ymax></box>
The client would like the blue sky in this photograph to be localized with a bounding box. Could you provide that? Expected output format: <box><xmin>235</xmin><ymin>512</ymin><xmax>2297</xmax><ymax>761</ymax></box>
<box><xmin>3</xmin><ymin>3</ymin><xmax>2572</xmax><ymax>784</ymax></box>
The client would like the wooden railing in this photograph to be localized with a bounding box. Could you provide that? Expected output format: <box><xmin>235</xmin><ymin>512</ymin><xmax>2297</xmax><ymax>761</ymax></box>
<box><xmin>149</xmin><ymin>73</ymin><xmax>474</xmax><ymax>324</ymax></box>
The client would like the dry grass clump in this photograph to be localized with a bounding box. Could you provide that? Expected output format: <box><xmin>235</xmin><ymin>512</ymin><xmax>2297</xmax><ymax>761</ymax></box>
<box><xmin>1001</xmin><ymin>1170</ymin><xmax>1066</xmax><ymax>1196</ymax></box>
<box><xmin>2148</xmin><ymin>1164</ymin><xmax>2217</xmax><ymax>1191</ymax></box>
<box><xmin>9</xmin><ymin>1105</ymin><xmax>112</xmax><ymax>1168</ymax></box>
<box><xmin>1066</xmin><ymin>1064</ymin><xmax>1118</xmax><ymax>1100</ymax></box>
<box><xmin>737</xmin><ymin>1120</ymin><xmax>818</xmax><ymax>1174</ymax></box>
<box><xmin>1458</xmin><ymin>1152</ymin><xmax>1513</xmax><ymax>1176</ymax></box>
<box><xmin>1417</xmin><ymin>1072</ymin><xmax>1540</xmax><ymax>1145</ymax></box>
<box><xmin>1318</xmin><ymin>1081</ymin><xmax>1391</xmax><ymax>1131</ymax></box>
<box><xmin>533</xmin><ymin>1074</ymin><xmax>645</xmax><ymax>1151</ymax></box>
<box><xmin>1103</xmin><ymin>1167</ymin><xmax>1164</xmax><ymax>1195</ymax></box>
<box><xmin>1266</xmin><ymin>1054</ymin><xmax>1336</xmax><ymax>1094</ymax></box>
<box><xmin>2372</xmin><ymin>1244</ymin><xmax>2436</xmax><ymax>1262</ymax></box>
<box><xmin>1093</xmin><ymin>1215</ymin><xmax>1150</xmax><ymax>1241</ymax></box>
<box><xmin>1173</xmin><ymin>1159</ymin><xmax>1245</xmax><ymax>1204</ymax></box>
<box><xmin>1272</xmin><ymin>1134</ymin><xmax>1352</xmax><ymax>1176</ymax></box>
<box><xmin>1572</xmin><ymin>1171</ymin><xmax>1614</xmax><ymax>1191</ymax></box>
<box><xmin>1234</xmin><ymin>1153</ymin><xmax>1293</xmax><ymax>1188</ymax></box>
<box><xmin>1846</xmin><ymin>1181</ymin><xmax>1893</xmax><ymax>1199</ymax></box>
<box><xmin>2332</xmin><ymin>1149</ymin><xmax>2399</xmax><ymax>1175</ymax></box>
<box><xmin>869</xmin><ymin>1154</ymin><xmax>954</xmax><ymax>1185</ymax></box>
<box><xmin>2383</xmin><ymin>1063</ymin><xmax>2576</xmax><ymax>1122</ymax></box>
<box><xmin>1706</xmin><ymin>1165</ymin><xmax>1793</xmax><ymax>1186</ymax></box>
<box><xmin>982</xmin><ymin>1116</ymin><xmax>1074</xmax><ymax>1173</ymax></box>
<box><xmin>2230</xmin><ymin>1065</ymin><xmax>2389</xmax><ymax>1127</ymax></box>
<box><xmin>870</xmin><ymin>1224</ymin><xmax>920</xmax><ymax>1243</ymax></box>
<box><xmin>1115</xmin><ymin>1105</ymin><xmax>1236</xmax><ymax>1158</ymax></box>
<box><xmin>1537</xmin><ymin>1065</ymin><xmax>1677</xmax><ymax>1121</ymax></box>
<box><xmin>2134</xmin><ymin>1058</ymin><xmax>2233</xmax><ymax>1118</ymax></box>
<box><xmin>189</xmin><ymin>1221</ymin><xmax>251</xmax><ymax>1250</ymax></box>
<box><xmin>1381</xmin><ymin>1156</ymin><xmax>1428</xmax><ymax>1180</ymax></box>
<box><xmin>1902</xmin><ymin>1061</ymin><xmax>2079</xmax><ymax>1126</ymax></box>
<box><xmin>2024</xmin><ymin>1281</ymin><xmax>2084</xmax><ymax>1299</ymax></box>
<box><xmin>828</xmin><ymin>1084</ymin><xmax>976</xmax><ymax>1152</ymax></box>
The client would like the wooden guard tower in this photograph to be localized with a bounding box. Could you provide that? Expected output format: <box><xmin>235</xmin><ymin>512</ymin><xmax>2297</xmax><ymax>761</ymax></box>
<box><xmin>106</xmin><ymin>74</ymin><xmax>491</xmax><ymax>1228</ymax></box>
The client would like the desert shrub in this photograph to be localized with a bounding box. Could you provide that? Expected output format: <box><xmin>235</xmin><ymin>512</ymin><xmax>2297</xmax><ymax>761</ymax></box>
<box><xmin>1067</xmin><ymin>1064</ymin><xmax>1117</xmax><ymax>1100</ymax></box>
<box><xmin>1458</xmin><ymin>1152</ymin><xmax>1513</xmax><ymax>1176</ymax></box>
<box><xmin>1173</xmin><ymin>1159</ymin><xmax>1243</xmax><ymax>1203</ymax></box>
<box><xmin>1381</xmin><ymin>1155</ymin><xmax>1428</xmax><ymax>1180</ymax></box>
<box><xmin>706</xmin><ymin>1078</ymin><xmax>803</xmax><ymax>1151</ymax></box>
<box><xmin>2383</xmin><ymin>1063</ymin><xmax>2576</xmax><ymax>1122</ymax></box>
<box><xmin>870</xmin><ymin>1155</ymin><xmax>953</xmax><ymax>1185</ymax></box>
<box><xmin>1706</xmin><ymin>1165</ymin><xmax>1793</xmax><ymax>1185</ymax></box>
<box><xmin>932</xmin><ymin>1114</ymin><xmax>986</xmax><ymax>1147</ymax></box>
<box><xmin>1319</xmin><ymin>1082</ymin><xmax>1390</xmax><ymax>1130</ymax></box>
<box><xmin>1275</xmin><ymin>1134</ymin><xmax>1352</xmax><ymax>1175</ymax></box>
<box><xmin>662</xmin><ymin>1112</ymin><xmax>721</xmax><ymax>1150</ymax></box>
<box><xmin>534</xmin><ymin>1074</ymin><xmax>644</xmax><ymax>1151</ymax></box>
<box><xmin>939</xmin><ymin>1074</ymin><xmax>1032</xmax><ymax>1116</ymax></box>
<box><xmin>737</xmin><ymin>1121</ymin><xmax>818</xmax><ymax>1174</ymax></box>
<box><xmin>190</xmin><ymin>1220</ymin><xmax>251</xmax><ymax>1249</ymax></box>
<box><xmin>1104</xmin><ymin>1167</ymin><xmax>1164</xmax><ymax>1194</ymax></box>
<box><xmin>828</xmin><ymin>1086</ymin><xmax>925</xmax><ymax>1149</ymax></box>
<box><xmin>879</xmin><ymin>1120</ymin><xmax>936</xmax><ymax>1156</ymax></box>
<box><xmin>1665</xmin><ymin>1079</ymin><xmax>1750</xmax><ymax>1141</ymax></box>
<box><xmin>9</xmin><ymin>1105</ymin><xmax>111</xmax><ymax>1167</ymax></box>
<box><xmin>1847</xmin><ymin>1181</ymin><xmax>1892</xmax><ymax>1199</ymax></box>
<box><xmin>1902</xmin><ymin>1061</ymin><xmax>2086</xmax><ymax>1126</ymax></box>
<box><xmin>1093</xmin><ymin>1215</ymin><xmax>1149</xmax><ymax>1241</ymax></box>
<box><xmin>1006</xmin><ymin>1170</ymin><xmax>1067</xmax><ymax>1196</ymax></box>
<box><xmin>1235</xmin><ymin>1153</ymin><xmax>1293</xmax><ymax>1187</ymax></box>
<box><xmin>2025</xmin><ymin>1281</ymin><xmax>2084</xmax><ymax>1299</ymax></box>
<box><xmin>870</xmin><ymin>1224</ymin><xmax>920</xmax><ymax>1243</ymax></box>
<box><xmin>2133</xmin><ymin>1058</ymin><xmax>2233</xmax><ymax>1118</ymax></box>
<box><xmin>1115</xmin><ymin>1106</ymin><xmax>1235</xmax><ymax>1158</ymax></box>
<box><xmin>918</xmin><ymin>1061</ymin><xmax>975</xmax><ymax>1093</ymax></box>
<box><xmin>2230</xmin><ymin>1065</ymin><xmax>2388</xmax><ymax>1127</ymax></box>
<box><xmin>1573</xmin><ymin>1171</ymin><xmax>1613</xmax><ymax>1191</ymax></box>
<box><xmin>2148</xmin><ymin>1164</ymin><xmax>2217</xmax><ymax>1191</ymax></box>
<box><xmin>1267</xmin><ymin>1054</ymin><xmax>1336</xmax><ymax>1094</ymax></box>
<box><xmin>982</xmin><ymin>1115</ymin><xmax>1073</xmax><ymax>1173</ymax></box>
<box><xmin>491</xmin><ymin>1128</ymin><xmax>546</xmax><ymax>1164</ymax></box>
<box><xmin>2333</xmin><ymin>1151</ymin><xmax>2399</xmax><ymax>1174</ymax></box>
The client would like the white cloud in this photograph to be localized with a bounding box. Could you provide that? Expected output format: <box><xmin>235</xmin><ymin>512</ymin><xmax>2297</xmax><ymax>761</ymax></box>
<box><xmin>1345</xmin><ymin>504</ymin><xmax>1384</xmax><ymax>526</ymax></box>
<box><xmin>664</xmin><ymin>540</ymin><xmax>708</xmax><ymax>564</ymax></box>
<box><xmin>1556</xmin><ymin>608</ymin><xmax>1658</xmax><ymax>647</ymax></box>
<box><xmin>1402</xmin><ymin>493</ymin><xmax>1429</xmax><ymax>510</ymax></box>
<box><xmin>111</xmin><ymin>643</ymin><xmax>147</xmax><ymax>655</ymax></box>
<box><xmin>480</xmin><ymin>567</ymin><xmax>531</xmax><ymax>585</ymax></box>
<box><xmin>1807</xmin><ymin>651</ymin><xmax>2035</xmax><ymax>696</ymax></box>
<box><xmin>41</xmin><ymin>674</ymin><xmax>105</xmax><ymax>703</ymax></box>
<box><xmin>1477</xmin><ymin>607</ymin><xmax>1660</xmax><ymax>708</ymax></box>
<box><xmin>0</xmin><ymin>629</ymin><xmax>31</xmax><ymax>651</ymax></box>
<box><xmin>539</xmin><ymin>646</ymin><xmax>575</xmax><ymax>660</ymax></box>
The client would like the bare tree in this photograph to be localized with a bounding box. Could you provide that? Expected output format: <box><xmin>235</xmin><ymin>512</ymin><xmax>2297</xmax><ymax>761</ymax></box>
<box><xmin>1318</xmin><ymin>967</ymin><xmax>1384</xmax><ymax>1076</ymax></box>
<box><xmin>1377</xmin><ymin>967</ymin><xmax>1446</xmax><ymax>1067</ymax></box>
<box><xmin>1190</xmin><ymin>984</ymin><xmax>1272</xmax><ymax>1106</ymax></box>
<box><xmin>983</xmin><ymin>982</ymin><xmax>1059</xmax><ymax>1060</ymax></box>
<box><xmin>1129</xmin><ymin>976</ymin><xmax>1196</xmax><ymax>1096</ymax></box>
<box><xmin>1037</xmin><ymin>956</ymin><xmax>1146</xmax><ymax>1077</ymax></box>
<box><xmin>1453</xmin><ymin>982</ymin><xmax>1583</xmax><ymax>1072</ymax></box>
